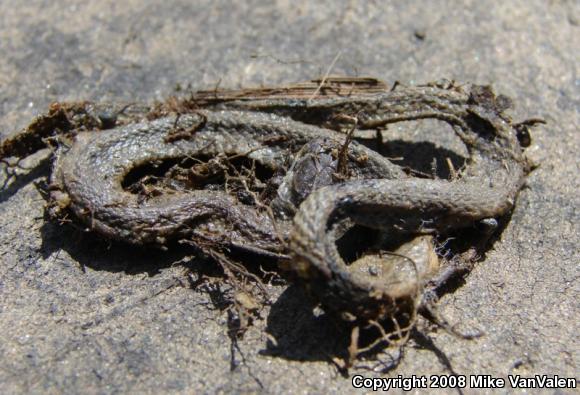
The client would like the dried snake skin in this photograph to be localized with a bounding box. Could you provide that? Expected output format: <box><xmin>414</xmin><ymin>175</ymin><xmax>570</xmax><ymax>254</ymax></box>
<box><xmin>48</xmin><ymin>110</ymin><xmax>405</xmax><ymax>257</ymax></box>
<box><xmin>2</xmin><ymin>80</ymin><xmax>531</xmax><ymax>323</ymax></box>
<box><xmin>289</xmin><ymin>86</ymin><xmax>529</xmax><ymax>321</ymax></box>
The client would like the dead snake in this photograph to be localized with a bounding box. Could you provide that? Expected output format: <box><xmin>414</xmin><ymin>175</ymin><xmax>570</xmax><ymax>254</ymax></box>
<box><xmin>39</xmin><ymin>84</ymin><xmax>530</xmax><ymax>321</ymax></box>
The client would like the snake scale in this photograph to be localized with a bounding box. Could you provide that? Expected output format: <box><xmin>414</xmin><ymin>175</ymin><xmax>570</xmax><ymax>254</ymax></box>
<box><xmin>1</xmin><ymin>78</ymin><xmax>533</xmax><ymax>323</ymax></box>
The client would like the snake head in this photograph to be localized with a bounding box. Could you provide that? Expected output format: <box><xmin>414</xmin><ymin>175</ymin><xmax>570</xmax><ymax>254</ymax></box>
<box><xmin>466</xmin><ymin>85</ymin><xmax>545</xmax><ymax>152</ymax></box>
<box><xmin>465</xmin><ymin>85</ymin><xmax>530</xmax><ymax>152</ymax></box>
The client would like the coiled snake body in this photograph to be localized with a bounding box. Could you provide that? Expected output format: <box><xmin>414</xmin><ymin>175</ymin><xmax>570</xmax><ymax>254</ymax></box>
<box><xmin>2</xmin><ymin>80</ymin><xmax>531</xmax><ymax>323</ymax></box>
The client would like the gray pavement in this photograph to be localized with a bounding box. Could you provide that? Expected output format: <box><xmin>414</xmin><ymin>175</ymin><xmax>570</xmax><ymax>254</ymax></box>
<box><xmin>0</xmin><ymin>1</ymin><xmax>578</xmax><ymax>393</ymax></box>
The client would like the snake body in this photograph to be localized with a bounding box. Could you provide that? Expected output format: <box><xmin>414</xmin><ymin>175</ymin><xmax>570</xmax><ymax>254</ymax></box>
<box><xmin>12</xmin><ymin>82</ymin><xmax>529</xmax><ymax>322</ymax></box>
<box><xmin>49</xmin><ymin>110</ymin><xmax>405</xmax><ymax>256</ymax></box>
<box><xmin>289</xmin><ymin>87</ymin><xmax>528</xmax><ymax>319</ymax></box>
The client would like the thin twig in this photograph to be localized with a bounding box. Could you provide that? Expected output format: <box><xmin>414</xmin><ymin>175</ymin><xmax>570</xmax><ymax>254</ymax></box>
<box><xmin>308</xmin><ymin>51</ymin><xmax>343</xmax><ymax>101</ymax></box>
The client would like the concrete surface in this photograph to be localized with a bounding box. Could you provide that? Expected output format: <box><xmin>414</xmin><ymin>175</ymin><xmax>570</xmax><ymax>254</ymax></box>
<box><xmin>0</xmin><ymin>0</ymin><xmax>578</xmax><ymax>393</ymax></box>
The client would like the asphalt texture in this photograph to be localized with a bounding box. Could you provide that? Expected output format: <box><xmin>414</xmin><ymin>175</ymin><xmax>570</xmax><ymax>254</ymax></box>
<box><xmin>0</xmin><ymin>1</ymin><xmax>578</xmax><ymax>394</ymax></box>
